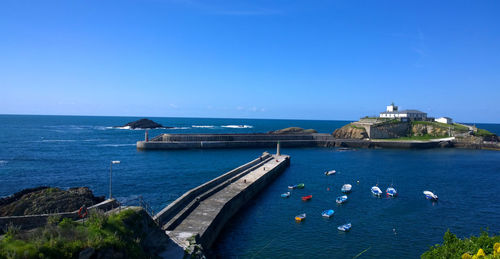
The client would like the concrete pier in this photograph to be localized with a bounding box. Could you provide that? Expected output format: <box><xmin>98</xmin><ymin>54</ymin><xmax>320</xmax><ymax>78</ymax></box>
<box><xmin>153</xmin><ymin>152</ymin><xmax>290</xmax><ymax>254</ymax></box>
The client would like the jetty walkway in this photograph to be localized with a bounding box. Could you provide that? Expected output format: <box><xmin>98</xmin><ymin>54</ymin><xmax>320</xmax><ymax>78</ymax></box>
<box><xmin>153</xmin><ymin>150</ymin><xmax>290</xmax><ymax>254</ymax></box>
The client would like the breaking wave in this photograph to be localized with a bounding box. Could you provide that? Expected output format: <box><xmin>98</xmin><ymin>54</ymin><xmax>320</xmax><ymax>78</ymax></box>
<box><xmin>221</xmin><ymin>125</ymin><xmax>253</xmax><ymax>129</ymax></box>
<box><xmin>192</xmin><ymin>125</ymin><xmax>215</xmax><ymax>128</ymax></box>
<box><xmin>98</xmin><ymin>144</ymin><xmax>136</xmax><ymax>147</ymax></box>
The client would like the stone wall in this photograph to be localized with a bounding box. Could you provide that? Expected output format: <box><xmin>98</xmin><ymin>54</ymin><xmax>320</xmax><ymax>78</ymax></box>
<box><xmin>368</xmin><ymin>122</ymin><xmax>410</xmax><ymax>139</ymax></box>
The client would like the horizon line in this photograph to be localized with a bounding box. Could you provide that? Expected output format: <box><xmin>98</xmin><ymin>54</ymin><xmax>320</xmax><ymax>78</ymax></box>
<box><xmin>0</xmin><ymin>113</ymin><xmax>498</xmax><ymax>125</ymax></box>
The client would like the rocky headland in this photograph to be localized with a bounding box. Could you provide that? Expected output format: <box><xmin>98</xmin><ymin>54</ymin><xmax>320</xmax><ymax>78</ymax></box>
<box><xmin>332</xmin><ymin>124</ymin><xmax>368</xmax><ymax>139</ymax></box>
<box><xmin>0</xmin><ymin>187</ymin><xmax>105</xmax><ymax>216</ymax></box>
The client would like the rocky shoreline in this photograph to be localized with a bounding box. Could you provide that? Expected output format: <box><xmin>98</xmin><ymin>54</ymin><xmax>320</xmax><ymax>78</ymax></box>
<box><xmin>0</xmin><ymin>187</ymin><xmax>104</xmax><ymax>216</ymax></box>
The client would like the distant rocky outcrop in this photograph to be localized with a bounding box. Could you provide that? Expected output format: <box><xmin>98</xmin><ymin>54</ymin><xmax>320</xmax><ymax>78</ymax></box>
<box><xmin>117</xmin><ymin>118</ymin><xmax>169</xmax><ymax>129</ymax></box>
<box><xmin>268</xmin><ymin>127</ymin><xmax>317</xmax><ymax>134</ymax></box>
<box><xmin>0</xmin><ymin>187</ymin><xmax>105</xmax><ymax>216</ymax></box>
<box><xmin>332</xmin><ymin>124</ymin><xmax>368</xmax><ymax>139</ymax></box>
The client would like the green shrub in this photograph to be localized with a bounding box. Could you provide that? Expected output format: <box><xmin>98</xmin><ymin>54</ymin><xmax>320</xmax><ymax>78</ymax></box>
<box><xmin>422</xmin><ymin>230</ymin><xmax>500</xmax><ymax>258</ymax></box>
<box><xmin>0</xmin><ymin>209</ymin><xmax>148</xmax><ymax>258</ymax></box>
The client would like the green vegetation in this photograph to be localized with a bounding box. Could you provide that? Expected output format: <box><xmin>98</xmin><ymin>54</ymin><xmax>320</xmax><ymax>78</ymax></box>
<box><xmin>0</xmin><ymin>209</ymin><xmax>149</xmax><ymax>258</ymax></box>
<box><xmin>349</xmin><ymin>124</ymin><xmax>366</xmax><ymax>130</ymax></box>
<box><xmin>422</xmin><ymin>230</ymin><xmax>500</xmax><ymax>258</ymax></box>
<box><xmin>453</xmin><ymin>123</ymin><xmax>470</xmax><ymax>132</ymax></box>
<box><xmin>475</xmin><ymin>128</ymin><xmax>494</xmax><ymax>137</ymax></box>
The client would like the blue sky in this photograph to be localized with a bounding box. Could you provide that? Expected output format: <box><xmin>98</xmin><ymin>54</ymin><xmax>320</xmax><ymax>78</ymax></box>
<box><xmin>1</xmin><ymin>0</ymin><xmax>499</xmax><ymax>122</ymax></box>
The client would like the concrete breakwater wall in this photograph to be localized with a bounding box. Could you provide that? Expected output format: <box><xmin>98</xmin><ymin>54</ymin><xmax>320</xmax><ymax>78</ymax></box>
<box><xmin>138</xmin><ymin>133</ymin><xmax>334</xmax><ymax>150</ymax></box>
<box><xmin>0</xmin><ymin>199</ymin><xmax>119</xmax><ymax>233</ymax></box>
<box><xmin>154</xmin><ymin>152</ymin><xmax>290</xmax><ymax>254</ymax></box>
<box><xmin>153</xmin><ymin>152</ymin><xmax>272</xmax><ymax>227</ymax></box>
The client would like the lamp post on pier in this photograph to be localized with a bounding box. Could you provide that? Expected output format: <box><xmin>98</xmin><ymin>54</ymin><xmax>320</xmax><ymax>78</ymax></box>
<box><xmin>109</xmin><ymin>160</ymin><xmax>120</xmax><ymax>199</ymax></box>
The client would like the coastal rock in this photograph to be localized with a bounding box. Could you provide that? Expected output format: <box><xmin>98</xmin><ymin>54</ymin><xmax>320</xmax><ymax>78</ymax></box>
<box><xmin>268</xmin><ymin>127</ymin><xmax>317</xmax><ymax>134</ymax></box>
<box><xmin>411</xmin><ymin>124</ymin><xmax>448</xmax><ymax>137</ymax></box>
<box><xmin>118</xmin><ymin>118</ymin><xmax>168</xmax><ymax>129</ymax></box>
<box><xmin>332</xmin><ymin>124</ymin><xmax>368</xmax><ymax>139</ymax></box>
<box><xmin>0</xmin><ymin>187</ymin><xmax>105</xmax><ymax>216</ymax></box>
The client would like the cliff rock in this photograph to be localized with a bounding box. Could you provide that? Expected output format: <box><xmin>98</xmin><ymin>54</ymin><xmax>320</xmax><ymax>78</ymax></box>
<box><xmin>268</xmin><ymin>127</ymin><xmax>317</xmax><ymax>134</ymax></box>
<box><xmin>411</xmin><ymin>124</ymin><xmax>448</xmax><ymax>137</ymax></box>
<box><xmin>332</xmin><ymin>124</ymin><xmax>368</xmax><ymax>139</ymax></box>
<box><xmin>0</xmin><ymin>187</ymin><xmax>105</xmax><ymax>216</ymax></box>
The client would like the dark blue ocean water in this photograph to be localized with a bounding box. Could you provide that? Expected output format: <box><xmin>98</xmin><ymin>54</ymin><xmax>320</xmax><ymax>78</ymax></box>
<box><xmin>0</xmin><ymin>115</ymin><xmax>499</xmax><ymax>258</ymax></box>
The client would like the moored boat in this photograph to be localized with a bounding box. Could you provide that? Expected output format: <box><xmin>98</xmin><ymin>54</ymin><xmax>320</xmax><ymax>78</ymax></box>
<box><xmin>288</xmin><ymin>185</ymin><xmax>297</xmax><ymax>189</ymax></box>
<box><xmin>341</xmin><ymin>184</ymin><xmax>352</xmax><ymax>193</ymax></box>
<box><xmin>322</xmin><ymin>209</ymin><xmax>334</xmax><ymax>218</ymax></box>
<box><xmin>296</xmin><ymin>183</ymin><xmax>305</xmax><ymax>189</ymax></box>
<box><xmin>302</xmin><ymin>195</ymin><xmax>312</xmax><ymax>201</ymax></box>
<box><xmin>386</xmin><ymin>187</ymin><xmax>397</xmax><ymax>197</ymax></box>
<box><xmin>336</xmin><ymin>195</ymin><xmax>348</xmax><ymax>204</ymax></box>
<box><xmin>423</xmin><ymin>190</ymin><xmax>438</xmax><ymax>201</ymax></box>
<box><xmin>295</xmin><ymin>213</ymin><xmax>306</xmax><ymax>221</ymax></box>
<box><xmin>371</xmin><ymin>186</ymin><xmax>382</xmax><ymax>197</ymax></box>
<box><xmin>337</xmin><ymin>223</ymin><xmax>352</xmax><ymax>232</ymax></box>
<box><xmin>325</xmin><ymin>170</ymin><xmax>336</xmax><ymax>175</ymax></box>
<box><xmin>281</xmin><ymin>192</ymin><xmax>290</xmax><ymax>198</ymax></box>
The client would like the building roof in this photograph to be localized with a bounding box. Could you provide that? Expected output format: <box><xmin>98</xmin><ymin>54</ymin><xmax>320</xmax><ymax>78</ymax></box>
<box><xmin>437</xmin><ymin>117</ymin><xmax>452</xmax><ymax>120</ymax></box>
<box><xmin>380</xmin><ymin>109</ymin><xmax>427</xmax><ymax>115</ymax></box>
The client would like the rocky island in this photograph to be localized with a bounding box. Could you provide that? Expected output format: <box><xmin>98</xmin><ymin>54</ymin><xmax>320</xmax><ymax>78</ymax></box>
<box><xmin>116</xmin><ymin>118</ymin><xmax>169</xmax><ymax>129</ymax></box>
<box><xmin>268</xmin><ymin>127</ymin><xmax>317</xmax><ymax>134</ymax></box>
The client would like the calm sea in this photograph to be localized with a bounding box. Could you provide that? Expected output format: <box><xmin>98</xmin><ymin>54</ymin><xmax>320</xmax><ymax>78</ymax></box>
<box><xmin>0</xmin><ymin>115</ymin><xmax>499</xmax><ymax>258</ymax></box>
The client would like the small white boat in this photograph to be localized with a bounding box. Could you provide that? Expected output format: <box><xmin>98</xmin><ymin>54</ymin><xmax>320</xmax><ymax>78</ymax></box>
<box><xmin>281</xmin><ymin>192</ymin><xmax>290</xmax><ymax>198</ymax></box>
<box><xmin>336</xmin><ymin>195</ymin><xmax>348</xmax><ymax>204</ymax></box>
<box><xmin>423</xmin><ymin>190</ymin><xmax>438</xmax><ymax>201</ymax></box>
<box><xmin>325</xmin><ymin>170</ymin><xmax>336</xmax><ymax>175</ymax></box>
<box><xmin>322</xmin><ymin>209</ymin><xmax>334</xmax><ymax>218</ymax></box>
<box><xmin>341</xmin><ymin>184</ymin><xmax>352</xmax><ymax>193</ymax></box>
<box><xmin>337</xmin><ymin>223</ymin><xmax>352</xmax><ymax>232</ymax></box>
<box><xmin>371</xmin><ymin>186</ymin><xmax>382</xmax><ymax>197</ymax></box>
<box><xmin>386</xmin><ymin>187</ymin><xmax>397</xmax><ymax>197</ymax></box>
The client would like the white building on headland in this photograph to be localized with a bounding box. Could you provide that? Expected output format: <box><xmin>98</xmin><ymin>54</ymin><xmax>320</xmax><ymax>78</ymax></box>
<box><xmin>379</xmin><ymin>103</ymin><xmax>427</xmax><ymax>121</ymax></box>
<box><xmin>435</xmin><ymin>117</ymin><xmax>453</xmax><ymax>124</ymax></box>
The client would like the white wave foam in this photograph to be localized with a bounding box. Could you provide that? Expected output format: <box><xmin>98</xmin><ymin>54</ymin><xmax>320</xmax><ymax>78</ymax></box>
<box><xmin>40</xmin><ymin>139</ymin><xmax>77</xmax><ymax>142</ymax></box>
<box><xmin>192</xmin><ymin>125</ymin><xmax>215</xmax><ymax>128</ymax></box>
<box><xmin>114</xmin><ymin>126</ymin><xmax>132</xmax><ymax>130</ymax></box>
<box><xmin>98</xmin><ymin>144</ymin><xmax>136</xmax><ymax>147</ymax></box>
<box><xmin>168</xmin><ymin>127</ymin><xmax>190</xmax><ymax>130</ymax></box>
<box><xmin>221</xmin><ymin>125</ymin><xmax>253</xmax><ymax>129</ymax></box>
<box><xmin>0</xmin><ymin>160</ymin><xmax>7</xmax><ymax>166</ymax></box>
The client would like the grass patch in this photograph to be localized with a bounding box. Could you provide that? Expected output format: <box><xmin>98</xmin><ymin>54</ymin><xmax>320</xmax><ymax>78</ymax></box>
<box><xmin>0</xmin><ymin>209</ymin><xmax>148</xmax><ymax>258</ymax></box>
<box><xmin>422</xmin><ymin>230</ymin><xmax>500</xmax><ymax>258</ymax></box>
<box><xmin>349</xmin><ymin>124</ymin><xmax>366</xmax><ymax>130</ymax></box>
<box><xmin>475</xmin><ymin>128</ymin><xmax>494</xmax><ymax>137</ymax></box>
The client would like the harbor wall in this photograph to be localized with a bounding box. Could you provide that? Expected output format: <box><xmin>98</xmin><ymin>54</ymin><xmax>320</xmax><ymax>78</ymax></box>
<box><xmin>139</xmin><ymin>133</ymin><xmax>498</xmax><ymax>151</ymax></box>
<box><xmin>199</xmin><ymin>155</ymin><xmax>290</xmax><ymax>248</ymax></box>
<box><xmin>139</xmin><ymin>133</ymin><xmax>332</xmax><ymax>150</ymax></box>
<box><xmin>153</xmin><ymin>152</ymin><xmax>272</xmax><ymax>227</ymax></box>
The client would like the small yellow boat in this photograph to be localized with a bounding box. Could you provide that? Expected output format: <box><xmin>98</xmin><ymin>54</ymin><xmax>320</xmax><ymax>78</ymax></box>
<box><xmin>295</xmin><ymin>213</ymin><xmax>306</xmax><ymax>221</ymax></box>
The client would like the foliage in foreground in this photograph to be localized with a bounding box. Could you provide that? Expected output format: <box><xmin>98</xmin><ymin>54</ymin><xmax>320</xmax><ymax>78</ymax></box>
<box><xmin>0</xmin><ymin>209</ymin><xmax>148</xmax><ymax>259</ymax></box>
<box><xmin>422</xmin><ymin>230</ymin><xmax>500</xmax><ymax>259</ymax></box>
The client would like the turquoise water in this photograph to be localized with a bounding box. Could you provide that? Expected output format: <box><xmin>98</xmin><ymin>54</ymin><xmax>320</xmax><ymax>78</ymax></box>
<box><xmin>0</xmin><ymin>115</ymin><xmax>499</xmax><ymax>258</ymax></box>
